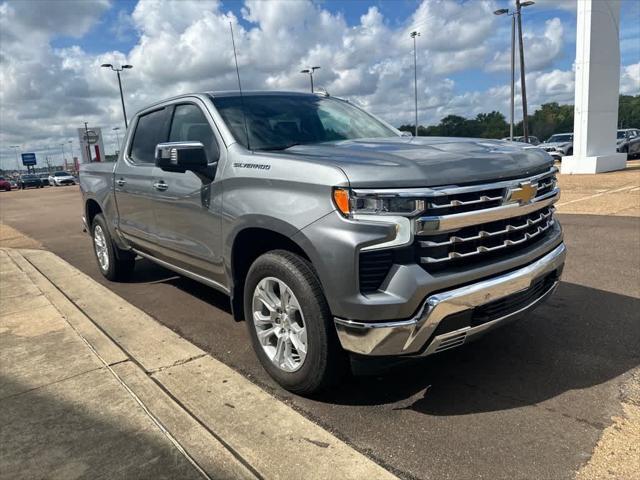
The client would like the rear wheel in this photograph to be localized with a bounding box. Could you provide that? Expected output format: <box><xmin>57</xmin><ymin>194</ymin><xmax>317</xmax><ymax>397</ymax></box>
<box><xmin>91</xmin><ymin>214</ymin><xmax>135</xmax><ymax>281</ymax></box>
<box><xmin>244</xmin><ymin>250</ymin><xmax>348</xmax><ymax>395</ymax></box>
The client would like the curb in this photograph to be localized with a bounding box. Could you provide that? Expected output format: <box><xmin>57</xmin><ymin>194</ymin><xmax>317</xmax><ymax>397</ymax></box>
<box><xmin>6</xmin><ymin>247</ymin><xmax>398</xmax><ymax>480</ymax></box>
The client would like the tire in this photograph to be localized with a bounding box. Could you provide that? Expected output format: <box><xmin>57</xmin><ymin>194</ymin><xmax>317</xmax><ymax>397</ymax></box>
<box><xmin>91</xmin><ymin>214</ymin><xmax>135</xmax><ymax>281</ymax></box>
<box><xmin>244</xmin><ymin>250</ymin><xmax>348</xmax><ymax>395</ymax></box>
<box><xmin>567</xmin><ymin>147</ymin><xmax>573</xmax><ymax>156</ymax></box>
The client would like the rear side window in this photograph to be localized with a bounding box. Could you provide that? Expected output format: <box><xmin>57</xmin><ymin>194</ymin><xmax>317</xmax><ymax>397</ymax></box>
<box><xmin>169</xmin><ymin>104</ymin><xmax>219</xmax><ymax>162</ymax></box>
<box><xmin>130</xmin><ymin>108</ymin><xmax>167</xmax><ymax>164</ymax></box>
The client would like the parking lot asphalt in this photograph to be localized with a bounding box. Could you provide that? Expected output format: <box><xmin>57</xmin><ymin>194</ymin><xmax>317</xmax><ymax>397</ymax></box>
<box><xmin>1</xmin><ymin>185</ymin><xmax>639</xmax><ymax>480</ymax></box>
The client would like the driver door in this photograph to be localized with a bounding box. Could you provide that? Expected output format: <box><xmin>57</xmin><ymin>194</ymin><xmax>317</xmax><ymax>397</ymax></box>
<box><xmin>149</xmin><ymin>101</ymin><xmax>225</xmax><ymax>284</ymax></box>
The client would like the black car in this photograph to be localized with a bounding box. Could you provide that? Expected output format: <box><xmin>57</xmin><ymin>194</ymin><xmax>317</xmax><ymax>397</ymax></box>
<box><xmin>19</xmin><ymin>174</ymin><xmax>43</xmax><ymax>189</ymax></box>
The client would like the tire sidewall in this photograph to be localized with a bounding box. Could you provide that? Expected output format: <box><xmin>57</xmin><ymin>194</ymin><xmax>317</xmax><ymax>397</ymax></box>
<box><xmin>244</xmin><ymin>252</ymin><xmax>332</xmax><ymax>391</ymax></box>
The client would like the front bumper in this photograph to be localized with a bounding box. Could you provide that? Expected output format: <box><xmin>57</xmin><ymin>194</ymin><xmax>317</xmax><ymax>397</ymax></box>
<box><xmin>334</xmin><ymin>242</ymin><xmax>566</xmax><ymax>356</ymax></box>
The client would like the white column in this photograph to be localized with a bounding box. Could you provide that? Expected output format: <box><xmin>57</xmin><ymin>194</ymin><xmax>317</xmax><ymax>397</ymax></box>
<box><xmin>561</xmin><ymin>0</ymin><xmax>626</xmax><ymax>174</ymax></box>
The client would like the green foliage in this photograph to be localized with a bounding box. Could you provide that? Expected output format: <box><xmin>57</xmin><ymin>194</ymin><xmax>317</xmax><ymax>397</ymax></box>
<box><xmin>401</xmin><ymin>95</ymin><xmax>640</xmax><ymax>140</ymax></box>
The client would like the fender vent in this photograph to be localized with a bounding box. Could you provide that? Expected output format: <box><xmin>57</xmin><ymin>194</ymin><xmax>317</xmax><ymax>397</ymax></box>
<box><xmin>359</xmin><ymin>251</ymin><xmax>393</xmax><ymax>294</ymax></box>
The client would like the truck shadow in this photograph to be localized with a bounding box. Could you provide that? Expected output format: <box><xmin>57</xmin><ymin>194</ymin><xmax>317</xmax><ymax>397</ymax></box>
<box><xmin>314</xmin><ymin>281</ymin><xmax>640</xmax><ymax>416</ymax></box>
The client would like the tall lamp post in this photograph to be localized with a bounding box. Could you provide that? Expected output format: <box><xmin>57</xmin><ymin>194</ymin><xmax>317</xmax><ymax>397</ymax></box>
<box><xmin>300</xmin><ymin>66</ymin><xmax>321</xmax><ymax>93</ymax></box>
<box><xmin>100</xmin><ymin>63</ymin><xmax>133</xmax><ymax>129</ymax></box>
<box><xmin>494</xmin><ymin>1</ymin><xmax>534</xmax><ymax>142</ymax></box>
<box><xmin>60</xmin><ymin>143</ymin><xmax>67</xmax><ymax>171</ymax></box>
<box><xmin>410</xmin><ymin>30</ymin><xmax>420</xmax><ymax>137</ymax></box>
<box><xmin>494</xmin><ymin>8</ymin><xmax>516</xmax><ymax>141</ymax></box>
<box><xmin>113</xmin><ymin>127</ymin><xmax>121</xmax><ymax>154</ymax></box>
<box><xmin>516</xmin><ymin>0</ymin><xmax>534</xmax><ymax>142</ymax></box>
<box><xmin>10</xmin><ymin>145</ymin><xmax>21</xmax><ymax>172</ymax></box>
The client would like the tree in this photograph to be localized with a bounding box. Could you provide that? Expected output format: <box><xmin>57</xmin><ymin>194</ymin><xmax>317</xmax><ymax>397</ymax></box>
<box><xmin>401</xmin><ymin>94</ymin><xmax>639</xmax><ymax>139</ymax></box>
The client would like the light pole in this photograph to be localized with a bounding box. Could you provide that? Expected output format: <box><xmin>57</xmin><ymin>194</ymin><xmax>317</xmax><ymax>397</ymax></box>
<box><xmin>60</xmin><ymin>143</ymin><xmax>67</xmax><ymax>171</ymax></box>
<box><xmin>516</xmin><ymin>0</ymin><xmax>534</xmax><ymax>142</ymax></box>
<box><xmin>113</xmin><ymin>127</ymin><xmax>121</xmax><ymax>154</ymax></box>
<box><xmin>494</xmin><ymin>1</ymin><xmax>534</xmax><ymax>142</ymax></box>
<box><xmin>410</xmin><ymin>30</ymin><xmax>420</xmax><ymax>137</ymax></box>
<box><xmin>494</xmin><ymin>8</ymin><xmax>516</xmax><ymax>141</ymax></box>
<box><xmin>84</xmin><ymin>122</ymin><xmax>92</xmax><ymax>163</ymax></box>
<box><xmin>100</xmin><ymin>63</ymin><xmax>133</xmax><ymax>129</ymax></box>
<box><xmin>300</xmin><ymin>66</ymin><xmax>321</xmax><ymax>93</ymax></box>
<box><xmin>10</xmin><ymin>145</ymin><xmax>20</xmax><ymax>172</ymax></box>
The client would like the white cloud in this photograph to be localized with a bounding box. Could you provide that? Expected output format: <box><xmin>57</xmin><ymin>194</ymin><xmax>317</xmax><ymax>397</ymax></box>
<box><xmin>487</xmin><ymin>17</ymin><xmax>565</xmax><ymax>73</ymax></box>
<box><xmin>0</xmin><ymin>0</ymin><xmax>637</xmax><ymax>170</ymax></box>
<box><xmin>620</xmin><ymin>62</ymin><xmax>640</xmax><ymax>95</ymax></box>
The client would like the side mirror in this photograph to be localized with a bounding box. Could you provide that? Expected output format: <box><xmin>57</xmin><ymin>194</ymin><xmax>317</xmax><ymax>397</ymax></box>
<box><xmin>400</xmin><ymin>131</ymin><xmax>413</xmax><ymax>137</ymax></box>
<box><xmin>155</xmin><ymin>142</ymin><xmax>208</xmax><ymax>173</ymax></box>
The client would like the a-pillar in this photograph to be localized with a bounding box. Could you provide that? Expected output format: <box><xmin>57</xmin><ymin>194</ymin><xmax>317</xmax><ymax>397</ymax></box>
<box><xmin>561</xmin><ymin>0</ymin><xmax>626</xmax><ymax>174</ymax></box>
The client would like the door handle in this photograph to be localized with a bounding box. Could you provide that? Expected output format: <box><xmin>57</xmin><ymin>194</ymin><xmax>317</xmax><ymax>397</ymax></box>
<box><xmin>153</xmin><ymin>181</ymin><xmax>168</xmax><ymax>191</ymax></box>
<box><xmin>115</xmin><ymin>178</ymin><xmax>126</xmax><ymax>187</ymax></box>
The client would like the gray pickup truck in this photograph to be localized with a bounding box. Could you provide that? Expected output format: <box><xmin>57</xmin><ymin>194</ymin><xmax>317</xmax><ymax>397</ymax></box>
<box><xmin>80</xmin><ymin>91</ymin><xmax>565</xmax><ymax>394</ymax></box>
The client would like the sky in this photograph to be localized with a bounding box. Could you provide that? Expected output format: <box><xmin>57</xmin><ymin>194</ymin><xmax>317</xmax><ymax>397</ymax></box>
<box><xmin>1</xmin><ymin>0</ymin><xmax>639</xmax><ymax>170</ymax></box>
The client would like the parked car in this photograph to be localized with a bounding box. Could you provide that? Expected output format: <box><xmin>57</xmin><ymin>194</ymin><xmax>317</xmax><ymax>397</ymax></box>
<box><xmin>501</xmin><ymin>135</ymin><xmax>540</xmax><ymax>145</ymax></box>
<box><xmin>541</xmin><ymin>133</ymin><xmax>573</xmax><ymax>160</ymax></box>
<box><xmin>9</xmin><ymin>179</ymin><xmax>18</xmax><ymax>189</ymax></box>
<box><xmin>37</xmin><ymin>173</ymin><xmax>51</xmax><ymax>186</ymax></box>
<box><xmin>0</xmin><ymin>177</ymin><xmax>12</xmax><ymax>191</ymax></box>
<box><xmin>616</xmin><ymin>128</ymin><xmax>640</xmax><ymax>158</ymax></box>
<box><xmin>48</xmin><ymin>171</ymin><xmax>76</xmax><ymax>186</ymax></box>
<box><xmin>80</xmin><ymin>91</ymin><xmax>565</xmax><ymax>394</ymax></box>
<box><xmin>19</xmin><ymin>174</ymin><xmax>43</xmax><ymax>189</ymax></box>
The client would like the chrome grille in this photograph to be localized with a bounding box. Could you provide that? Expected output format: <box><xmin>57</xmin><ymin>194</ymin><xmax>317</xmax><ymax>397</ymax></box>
<box><xmin>421</xmin><ymin>168</ymin><xmax>557</xmax><ymax>216</ymax></box>
<box><xmin>418</xmin><ymin>207</ymin><xmax>555</xmax><ymax>267</ymax></box>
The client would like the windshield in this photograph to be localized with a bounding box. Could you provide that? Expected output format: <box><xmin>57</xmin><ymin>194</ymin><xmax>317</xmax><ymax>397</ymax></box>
<box><xmin>212</xmin><ymin>94</ymin><xmax>397</xmax><ymax>150</ymax></box>
<box><xmin>54</xmin><ymin>171</ymin><xmax>71</xmax><ymax>176</ymax></box>
<box><xmin>22</xmin><ymin>175</ymin><xmax>37</xmax><ymax>180</ymax></box>
<box><xmin>546</xmin><ymin>134</ymin><xmax>573</xmax><ymax>143</ymax></box>
<box><xmin>617</xmin><ymin>131</ymin><xmax>628</xmax><ymax>139</ymax></box>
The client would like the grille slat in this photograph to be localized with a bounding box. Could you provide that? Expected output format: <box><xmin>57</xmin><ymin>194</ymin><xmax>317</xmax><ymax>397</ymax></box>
<box><xmin>417</xmin><ymin>205</ymin><xmax>556</xmax><ymax>272</ymax></box>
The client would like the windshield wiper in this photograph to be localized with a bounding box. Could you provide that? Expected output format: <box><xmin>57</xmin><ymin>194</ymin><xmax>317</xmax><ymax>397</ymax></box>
<box><xmin>255</xmin><ymin>143</ymin><xmax>301</xmax><ymax>151</ymax></box>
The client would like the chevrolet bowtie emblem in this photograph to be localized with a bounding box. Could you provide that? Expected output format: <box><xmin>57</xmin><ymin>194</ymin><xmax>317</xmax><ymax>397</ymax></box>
<box><xmin>506</xmin><ymin>181</ymin><xmax>538</xmax><ymax>204</ymax></box>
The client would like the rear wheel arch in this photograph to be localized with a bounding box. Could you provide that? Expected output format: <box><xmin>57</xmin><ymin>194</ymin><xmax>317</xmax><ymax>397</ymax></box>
<box><xmin>86</xmin><ymin>199</ymin><xmax>103</xmax><ymax>229</ymax></box>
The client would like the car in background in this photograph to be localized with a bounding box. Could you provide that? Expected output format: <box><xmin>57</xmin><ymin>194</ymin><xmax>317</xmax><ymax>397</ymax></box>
<box><xmin>541</xmin><ymin>133</ymin><xmax>573</xmax><ymax>160</ymax></box>
<box><xmin>19</xmin><ymin>174</ymin><xmax>43</xmax><ymax>189</ymax></box>
<box><xmin>48</xmin><ymin>171</ymin><xmax>76</xmax><ymax>186</ymax></box>
<box><xmin>616</xmin><ymin>128</ymin><xmax>640</xmax><ymax>159</ymax></box>
<box><xmin>9</xmin><ymin>179</ymin><xmax>18</xmax><ymax>189</ymax></box>
<box><xmin>0</xmin><ymin>177</ymin><xmax>12</xmax><ymax>191</ymax></box>
<box><xmin>501</xmin><ymin>135</ymin><xmax>540</xmax><ymax>145</ymax></box>
<box><xmin>38</xmin><ymin>173</ymin><xmax>51</xmax><ymax>186</ymax></box>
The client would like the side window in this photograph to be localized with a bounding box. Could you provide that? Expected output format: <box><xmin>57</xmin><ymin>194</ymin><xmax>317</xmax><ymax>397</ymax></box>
<box><xmin>130</xmin><ymin>108</ymin><xmax>167</xmax><ymax>164</ymax></box>
<box><xmin>169</xmin><ymin>104</ymin><xmax>219</xmax><ymax>163</ymax></box>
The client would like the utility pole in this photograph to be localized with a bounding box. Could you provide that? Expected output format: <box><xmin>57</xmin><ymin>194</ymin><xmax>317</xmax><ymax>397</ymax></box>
<box><xmin>10</xmin><ymin>145</ymin><xmax>20</xmax><ymax>172</ymax></box>
<box><xmin>410</xmin><ymin>30</ymin><xmax>420</xmax><ymax>137</ymax></box>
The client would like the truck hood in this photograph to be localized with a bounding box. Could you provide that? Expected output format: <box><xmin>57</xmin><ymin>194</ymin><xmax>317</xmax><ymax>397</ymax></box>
<box><xmin>283</xmin><ymin>137</ymin><xmax>553</xmax><ymax>188</ymax></box>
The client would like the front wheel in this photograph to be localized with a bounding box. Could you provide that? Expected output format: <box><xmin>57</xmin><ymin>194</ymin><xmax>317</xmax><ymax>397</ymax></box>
<box><xmin>244</xmin><ymin>250</ymin><xmax>348</xmax><ymax>395</ymax></box>
<box><xmin>91</xmin><ymin>214</ymin><xmax>135</xmax><ymax>281</ymax></box>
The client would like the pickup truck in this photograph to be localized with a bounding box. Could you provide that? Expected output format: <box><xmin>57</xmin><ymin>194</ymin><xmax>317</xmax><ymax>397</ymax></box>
<box><xmin>80</xmin><ymin>91</ymin><xmax>565</xmax><ymax>394</ymax></box>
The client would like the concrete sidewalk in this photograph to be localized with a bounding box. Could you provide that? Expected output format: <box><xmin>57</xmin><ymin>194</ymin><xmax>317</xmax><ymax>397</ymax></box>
<box><xmin>0</xmin><ymin>247</ymin><xmax>397</xmax><ymax>480</ymax></box>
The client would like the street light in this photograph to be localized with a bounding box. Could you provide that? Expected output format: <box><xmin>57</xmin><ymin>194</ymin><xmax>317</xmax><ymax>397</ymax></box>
<box><xmin>494</xmin><ymin>1</ymin><xmax>534</xmax><ymax>142</ymax></box>
<box><xmin>10</xmin><ymin>145</ymin><xmax>20</xmax><ymax>172</ymax></box>
<box><xmin>113</xmin><ymin>127</ymin><xmax>121</xmax><ymax>154</ymax></box>
<box><xmin>60</xmin><ymin>143</ymin><xmax>67</xmax><ymax>170</ymax></box>
<box><xmin>101</xmin><ymin>63</ymin><xmax>133</xmax><ymax>129</ymax></box>
<box><xmin>300</xmin><ymin>66</ymin><xmax>320</xmax><ymax>93</ymax></box>
<box><xmin>494</xmin><ymin>8</ymin><xmax>516</xmax><ymax>141</ymax></box>
<box><xmin>410</xmin><ymin>30</ymin><xmax>420</xmax><ymax>137</ymax></box>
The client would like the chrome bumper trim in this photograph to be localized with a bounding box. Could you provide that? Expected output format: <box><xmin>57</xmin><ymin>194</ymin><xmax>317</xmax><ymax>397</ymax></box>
<box><xmin>334</xmin><ymin>243</ymin><xmax>566</xmax><ymax>356</ymax></box>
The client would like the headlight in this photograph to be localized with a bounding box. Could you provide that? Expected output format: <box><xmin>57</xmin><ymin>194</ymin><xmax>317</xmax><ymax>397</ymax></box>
<box><xmin>332</xmin><ymin>188</ymin><xmax>424</xmax><ymax>217</ymax></box>
<box><xmin>332</xmin><ymin>188</ymin><xmax>423</xmax><ymax>251</ymax></box>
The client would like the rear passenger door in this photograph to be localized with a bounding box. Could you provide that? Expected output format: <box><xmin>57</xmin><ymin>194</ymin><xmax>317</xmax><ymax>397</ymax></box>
<box><xmin>149</xmin><ymin>101</ymin><xmax>225</xmax><ymax>284</ymax></box>
<box><xmin>114</xmin><ymin>107</ymin><xmax>170</xmax><ymax>251</ymax></box>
